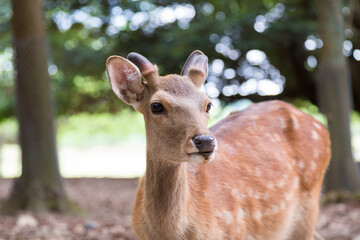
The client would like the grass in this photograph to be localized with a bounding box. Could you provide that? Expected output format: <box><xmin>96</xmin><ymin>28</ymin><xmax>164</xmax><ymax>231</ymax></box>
<box><xmin>57</xmin><ymin>109</ymin><xmax>146</xmax><ymax>148</ymax></box>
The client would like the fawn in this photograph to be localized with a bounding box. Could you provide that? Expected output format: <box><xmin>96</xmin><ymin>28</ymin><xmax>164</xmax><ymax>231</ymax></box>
<box><xmin>106</xmin><ymin>50</ymin><xmax>330</xmax><ymax>240</ymax></box>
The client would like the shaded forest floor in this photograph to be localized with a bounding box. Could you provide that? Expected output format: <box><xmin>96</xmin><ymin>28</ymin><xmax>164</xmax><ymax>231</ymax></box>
<box><xmin>0</xmin><ymin>178</ymin><xmax>359</xmax><ymax>240</ymax></box>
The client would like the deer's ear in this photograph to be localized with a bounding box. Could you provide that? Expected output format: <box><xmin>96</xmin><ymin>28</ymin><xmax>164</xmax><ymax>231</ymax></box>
<box><xmin>181</xmin><ymin>50</ymin><xmax>208</xmax><ymax>88</ymax></box>
<box><xmin>106</xmin><ymin>56</ymin><xmax>144</xmax><ymax>108</ymax></box>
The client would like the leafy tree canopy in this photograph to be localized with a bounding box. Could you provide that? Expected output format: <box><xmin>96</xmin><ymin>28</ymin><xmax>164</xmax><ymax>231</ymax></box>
<box><xmin>0</xmin><ymin>0</ymin><xmax>359</xmax><ymax>120</ymax></box>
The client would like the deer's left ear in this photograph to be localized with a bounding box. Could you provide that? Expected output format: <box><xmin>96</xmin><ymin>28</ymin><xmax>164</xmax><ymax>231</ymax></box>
<box><xmin>181</xmin><ymin>50</ymin><xmax>208</xmax><ymax>88</ymax></box>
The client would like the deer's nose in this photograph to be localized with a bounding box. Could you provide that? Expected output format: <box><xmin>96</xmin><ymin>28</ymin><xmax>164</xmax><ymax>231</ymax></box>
<box><xmin>193</xmin><ymin>135</ymin><xmax>216</xmax><ymax>156</ymax></box>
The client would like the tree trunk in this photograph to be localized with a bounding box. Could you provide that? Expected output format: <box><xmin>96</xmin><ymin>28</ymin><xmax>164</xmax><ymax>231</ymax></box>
<box><xmin>2</xmin><ymin>0</ymin><xmax>73</xmax><ymax>213</ymax></box>
<box><xmin>316</xmin><ymin>0</ymin><xmax>360</xmax><ymax>192</ymax></box>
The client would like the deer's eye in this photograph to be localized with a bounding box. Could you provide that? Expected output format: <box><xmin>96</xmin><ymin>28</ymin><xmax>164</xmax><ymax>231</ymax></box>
<box><xmin>150</xmin><ymin>102</ymin><xmax>165</xmax><ymax>114</ymax></box>
<box><xmin>206</xmin><ymin>102</ymin><xmax>212</xmax><ymax>113</ymax></box>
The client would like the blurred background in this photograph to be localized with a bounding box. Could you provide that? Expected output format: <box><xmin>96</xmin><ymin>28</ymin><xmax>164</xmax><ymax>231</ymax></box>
<box><xmin>0</xmin><ymin>0</ymin><xmax>360</xmax><ymax>239</ymax></box>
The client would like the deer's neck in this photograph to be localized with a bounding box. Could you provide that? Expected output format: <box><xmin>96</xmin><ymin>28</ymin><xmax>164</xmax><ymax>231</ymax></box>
<box><xmin>143</xmin><ymin>148</ymin><xmax>192</xmax><ymax>237</ymax></box>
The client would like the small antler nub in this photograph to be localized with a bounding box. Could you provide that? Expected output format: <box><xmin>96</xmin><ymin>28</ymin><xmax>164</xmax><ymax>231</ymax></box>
<box><xmin>128</xmin><ymin>53</ymin><xmax>159</xmax><ymax>88</ymax></box>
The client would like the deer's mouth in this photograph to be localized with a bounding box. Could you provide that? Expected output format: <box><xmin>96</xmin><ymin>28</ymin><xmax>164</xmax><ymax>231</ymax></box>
<box><xmin>188</xmin><ymin>151</ymin><xmax>215</xmax><ymax>163</ymax></box>
<box><xmin>198</xmin><ymin>151</ymin><xmax>214</xmax><ymax>157</ymax></box>
<box><xmin>188</xmin><ymin>151</ymin><xmax>214</xmax><ymax>157</ymax></box>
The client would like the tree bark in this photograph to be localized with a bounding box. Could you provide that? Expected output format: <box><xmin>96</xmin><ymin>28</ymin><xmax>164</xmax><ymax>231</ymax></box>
<box><xmin>316</xmin><ymin>0</ymin><xmax>360</xmax><ymax>192</ymax></box>
<box><xmin>3</xmin><ymin>0</ymin><xmax>73</xmax><ymax>213</ymax></box>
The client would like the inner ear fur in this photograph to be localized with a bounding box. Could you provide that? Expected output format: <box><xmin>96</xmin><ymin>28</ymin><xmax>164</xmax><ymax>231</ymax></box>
<box><xmin>106</xmin><ymin>55</ymin><xmax>144</xmax><ymax>106</ymax></box>
<box><xmin>181</xmin><ymin>50</ymin><xmax>208</xmax><ymax>88</ymax></box>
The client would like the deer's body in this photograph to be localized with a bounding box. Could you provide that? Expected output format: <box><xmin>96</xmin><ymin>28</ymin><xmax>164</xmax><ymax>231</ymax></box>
<box><xmin>132</xmin><ymin>101</ymin><xmax>329</xmax><ymax>240</ymax></box>
<box><xmin>106</xmin><ymin>51</ymin><xmax>330</xmax><ymax>240</ymax></box>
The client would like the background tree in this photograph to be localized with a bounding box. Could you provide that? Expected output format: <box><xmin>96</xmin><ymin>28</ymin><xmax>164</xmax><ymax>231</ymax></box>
<box><xmin>316</xmin><ymin>0</ymin><xmax>360</xmax><ymax>192</ymax></box>
<box><xmin>3</xmin><ymin>0</ymin><xmax>72</xmax><ymax>212</ymax></box>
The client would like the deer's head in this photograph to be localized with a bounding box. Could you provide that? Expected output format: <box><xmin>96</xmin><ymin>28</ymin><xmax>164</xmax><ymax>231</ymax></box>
<box><xmin>106</xmin><ymin>50</ymin><xmax>217</xmax><ymax>163</ymax></box>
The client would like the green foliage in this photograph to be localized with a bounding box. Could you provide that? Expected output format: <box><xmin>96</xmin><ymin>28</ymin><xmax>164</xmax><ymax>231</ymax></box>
<box><xmin>0</xmin><ymin>118</ymin><xmax>18</xmax><ymax>144</ymax></box>
<box><xmin>0</xmin><ymin>109</ymin><xmax>145</xmax><ymax>147</ymax></box>
<box><xmin>0</xmin><ymin>0</ymin><xmax>14</xmax><ymax>120</ymax></box>
<box><xmin>351</xmin><ymin>111</ymin><xmax>360</xmax><ymax>161</ymax></box>
<box><xmin>291</xmin><ymin>98</ymin><xmax>327</xmax><ymax>124</ymax></box>
<box><xmin>208</xmin><ymin>99</ymin><xmax>253</xmax><ymax>127</ymax></box>
<box><xmin>57</xmin><ymin>109</ymin><xmax>145</xmax><ymax>147</ymax></box>
<box><xmin>0</xmin><ymin>0</ymin><xmax>359</xmax><ymax>121</ymax></box>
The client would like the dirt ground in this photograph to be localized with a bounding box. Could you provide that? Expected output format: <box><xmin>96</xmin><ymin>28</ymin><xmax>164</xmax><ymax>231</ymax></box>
<box><xmin>0</xmin><ymin>178</ymin><xmax>359</xmax><ymax>240</ymax></box>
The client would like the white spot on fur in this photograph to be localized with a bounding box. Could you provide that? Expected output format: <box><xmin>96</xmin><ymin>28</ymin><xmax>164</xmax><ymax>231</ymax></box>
<box><xmin>237</xmin><ymin>208</ymin><xmax>245</xmax><ymax>222</ymax></box>
<box><xmin>310</xmin><ymin>161</ymin><xmax>317</xmax><ymax>170</ymax></box>
<box><xmin>225</xmin><ymin>144</ymin><xmax>239</xmax><ymax>157</ymax></box>
<box><xmin>217</xmin><ymin>229</ymin><xmax>225</xmax><ymax>238</ymax></box>
<box><xmin>298</xmin><ymin>161</ymin><xmax>304</xmax><ymax>169</ymax></box>
<box><xmin>292</xmin><ymin>108</ymin><xmax>303</xmax><ymax>116</ymax></box>
<box><xmin>231</xmin><ymin>189</ymin><xmax>246</xmax><ymax>200</ymax></box>
<box><xmin>313</xmin><ymin>149</ymin><xmax>320</xmax><ymax>158</ymax></box>
<box><xmin>262</xmin><ymin>192</ymin><xmax>269</xmax><ymax>200</ymax></box>
<box><xmin>273</xmin><ymin>134</ymin><xmax>281</xmax><ymax>142</ymax></box>
<box><xmin>311</xmin><ymin>130</ymin><xmax>319</xmax><ymax>140</ymax></box>
<box><xmin>267</xmin><ymin>183</ymin><xmax>274</xmax><ymax>189</ymax></box>
<box><xmin>247</xmin><ymin>234</ymin><xmax>255</xmax><ymax>240</ymax></box>
<box><xmin>231</xmin><ymin>189</ymin><xmax>237</xmax><ymax>196</ymax></box>
<box><xmin>254</xmin><ymin>192</ymin><xmax>261</xmax><ymax>199</ymax></box>
<box><xmin>314</xmin><ymin>122</ymin><xmax>322</xmax><ymax>130</ymax></box>
<box><xmin>277</xmin><ymin>180</ymin><xmax>285</xmax><ymax>188</ymax></box>
<box><xmin>287</xmin><ymin>162</ymin><xmax>293</xmax><ymax>170</ymax></box>
<box><xmin>254</xmin><ymin>168</ymin><xmax>261</xmax><ymax>176</ymax></box>
<box><xmin>302</xmin><ymin>192</ymin><xmax>312</xmax><ymax>198</ymax></box>
<box><xmin>271</xmin><ymin>205</ymin><xmax>280</xmax><ymax>214</ymax></box>
<box><xmin>279</xmin><ymin>201</ymin><xmax>286</xmax><ymax>209</ymax></box>
<box><xmin>294</xmin><ymin>177</ymin><xmax>300</xmax><ymax>188</ymax></box>
<box><xmin>254</xmin><ymin>211</ymin><xmax>262</xmax><ymax>220</ymax></box>
<box><xmin>222</xmin><ymin>210</ymin><xmax>233</xmax><ymax>224</ymax></box>
<box><xmin>264</xmin><ymin>209</ymin><xmax>271</xmax><ymax>216</ymax></box>
<box><xmin>244</xmin><ymin>208</ymin><xmax>250</xmax><ymax>217</ymax></box>
<box><xmin>279</xmin><ymin>118</ymin><xmax>286</xmax><ymax>129</ymax></box>
<box><xmin>285</xmin><ymin>192</ymin><xmax>292</xmax><ymax>201</ymax></box>
<box><xmin>292</xmin><ymin>115</ymin><xmax>300</xmax><ymax>129</ymax></box>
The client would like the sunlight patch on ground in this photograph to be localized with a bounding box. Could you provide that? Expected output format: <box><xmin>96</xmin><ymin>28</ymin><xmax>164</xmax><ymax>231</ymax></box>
<box><xmin>0</xmin><ymin>143</ymin><xmax>146</xmax><ymax>178</ymax></box>
<box><xmin>0</xmin><ymin>144</ymin><xmax>21</xmax><ymax>178</ymax></box>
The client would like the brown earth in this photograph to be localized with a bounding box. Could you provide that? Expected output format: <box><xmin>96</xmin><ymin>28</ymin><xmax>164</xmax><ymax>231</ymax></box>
<box><xmin>0</xmin><ymin>178</ymin><xmax>359</xmax><ymax>240</ymax></box>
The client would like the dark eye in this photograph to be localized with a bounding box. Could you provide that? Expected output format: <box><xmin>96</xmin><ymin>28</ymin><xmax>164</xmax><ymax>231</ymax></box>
<box><xmin>206</xmin><ymin>102</ymin><xmax>212</xmax><ymax>113</ymax></box>
<box><xmin>150</xmin><ymin>102</ymin><xmax>165</xmax><ymax>114</ymax></box>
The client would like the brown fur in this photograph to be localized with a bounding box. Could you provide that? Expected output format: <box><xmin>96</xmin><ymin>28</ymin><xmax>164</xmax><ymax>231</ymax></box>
<box><xmin>132</xmin><ymin>99</ymin><xmax>330</xmax><ymax>240</ymax></box>
<box><xmin>106</xmin><ymin>52</ymin><xmax>330</xmax><ymax>240</ymax></box>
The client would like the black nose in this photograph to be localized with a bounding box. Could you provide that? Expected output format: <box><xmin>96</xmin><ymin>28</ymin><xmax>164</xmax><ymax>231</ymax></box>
<box><xmin>193</xmin><ymin>135</ymin><xmax>216</xmax><ymax>156</ymax></box>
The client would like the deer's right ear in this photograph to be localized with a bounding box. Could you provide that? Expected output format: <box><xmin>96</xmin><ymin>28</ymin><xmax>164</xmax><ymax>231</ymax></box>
<box><xmin>106</xmin><ymin>56</ymin><xmax>144</xmax><ymax>107</ymax></box>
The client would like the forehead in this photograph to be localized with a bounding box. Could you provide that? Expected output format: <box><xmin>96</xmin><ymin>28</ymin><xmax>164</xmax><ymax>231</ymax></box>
<box><xmin>157</xmin><ymin>74</ymin><xmax>206</xmax><ymax>98</ymax></box>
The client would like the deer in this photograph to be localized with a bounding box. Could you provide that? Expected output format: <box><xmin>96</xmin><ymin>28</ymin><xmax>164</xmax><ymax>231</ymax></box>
<box><xmin>106</xmin><ymin>50</ymin><xmax>330</xmax><ymax>240</ymax></box>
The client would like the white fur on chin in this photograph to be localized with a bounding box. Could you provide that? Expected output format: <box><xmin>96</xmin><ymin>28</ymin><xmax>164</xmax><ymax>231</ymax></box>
<box><xmin>189</xmin><ymin>152</ymin><xmax>215</xmax><ymax>163</ymax></box>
